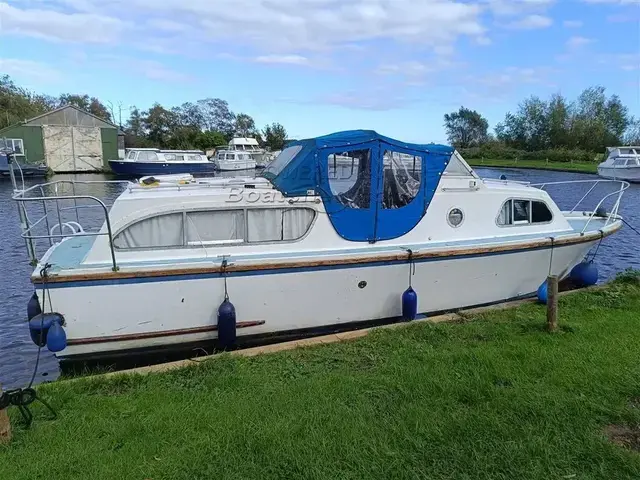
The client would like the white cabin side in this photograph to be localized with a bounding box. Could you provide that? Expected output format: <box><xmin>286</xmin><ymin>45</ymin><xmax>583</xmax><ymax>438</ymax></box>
<box><xmin>79</xmin><ymin>172</ymin><xmax>570</xmax><ymax>267</ymax></box>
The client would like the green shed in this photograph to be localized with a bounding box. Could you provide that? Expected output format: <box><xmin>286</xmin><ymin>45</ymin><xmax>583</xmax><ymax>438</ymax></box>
<box><xmin>0</xmin><ymin>105</ymin><xmax>125</xmax><ymax>173</ymax></box>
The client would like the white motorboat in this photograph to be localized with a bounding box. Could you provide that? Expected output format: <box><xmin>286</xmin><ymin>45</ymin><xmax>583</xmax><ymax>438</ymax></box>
<box><xmin>227</xmin><ymin>137</ymin><xmax>269</xmax><ymax>167</ymax></box>
<box><xmin>597</xmin><ymin>147</ymin><xmax>640</xmax><ymax>182</ymax></box>
<box><xmin>12</xmin><ymin>130</ymin><xmax>627</xmax><ymax>363</ymax></box>
<box><xmin>213</xmin><ymin>150</ymin><xmax>257</xmax><ymax>171</ymax></box>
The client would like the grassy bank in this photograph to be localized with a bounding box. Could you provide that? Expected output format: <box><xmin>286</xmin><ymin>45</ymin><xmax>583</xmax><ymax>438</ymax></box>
<box><xmin>468</xmin><ymin>157</ymin><xmax>598</xmax><ymax>174</ymax></box>
<box><xmin>2</xmin><ymin>275</ymin><xmax>640</xmax><ymax>479</ymax></box>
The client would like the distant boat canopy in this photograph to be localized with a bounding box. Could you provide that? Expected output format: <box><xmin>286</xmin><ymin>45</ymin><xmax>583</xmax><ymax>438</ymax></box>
<box><xmin>261</xmin><ymin>130</ymin><xmax>454</xmax><ymax>242</ymax></box>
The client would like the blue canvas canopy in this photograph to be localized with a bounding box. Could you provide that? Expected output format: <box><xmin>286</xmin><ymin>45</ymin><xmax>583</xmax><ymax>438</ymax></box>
<box><xmin>261</xmin><ymin>130</ymin><xmax>454</xmax><ymax>242</ymax></box>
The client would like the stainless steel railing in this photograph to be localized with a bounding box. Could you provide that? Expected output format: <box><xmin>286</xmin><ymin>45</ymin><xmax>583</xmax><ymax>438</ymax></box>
<box><xmin>531</xmin><ymin>179</ymin><xmax>629</xmax><ymax>233</ymax></box>
<box><xmin>9</xmin><ymin>158</ymin><xmax>129</xmax><ymax>271</ymax></box>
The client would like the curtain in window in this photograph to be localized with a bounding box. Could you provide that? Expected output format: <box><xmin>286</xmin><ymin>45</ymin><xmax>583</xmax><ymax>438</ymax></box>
<box><xmin>497</xmin><ymin>201</ymin><xmax>512</xmax><ymax>225</ymax></box>
<box><xmin>113</xmin><ymin>213</ymin><xmax>183</xmax><ymax>248</ymax></box>
<box><xmin>247</xmin><ymin>209</ymin><xmax>283</xmax><ymax>242</ymax></box>
<box><xmin>186</xmin><ymin>210</ymin><xmax>244</xmax><ymax>243</ymax></box>
<box><xmin>283</xmin><ymin>209</ymin><xmax>315</xmax><ymax>240</ymax></box>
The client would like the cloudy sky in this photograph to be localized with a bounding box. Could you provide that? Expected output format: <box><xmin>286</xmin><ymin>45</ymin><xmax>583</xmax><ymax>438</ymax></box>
<box><xmin>1</xmin><ymin>0</ymin><xmax>638</xmax><ymax>142</ymax></box>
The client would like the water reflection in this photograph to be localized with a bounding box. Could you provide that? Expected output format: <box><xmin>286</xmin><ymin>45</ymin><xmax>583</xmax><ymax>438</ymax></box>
<box><xmin>0</xmin><ymin>167</ymin><xmax>638</xmax><ymax>389</ymax></box>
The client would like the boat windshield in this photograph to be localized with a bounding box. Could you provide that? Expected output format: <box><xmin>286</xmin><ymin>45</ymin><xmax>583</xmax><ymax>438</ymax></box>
<box><xmin>263</xmin><ymin>145</ymin><xmax>303</xmax><ymax>176</ymax></box>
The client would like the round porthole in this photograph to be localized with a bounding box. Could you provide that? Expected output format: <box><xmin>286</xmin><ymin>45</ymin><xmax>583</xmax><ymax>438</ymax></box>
<box><xmin>447</xmin><ymin>208</ymin><xmax>464</xmax><ymax>227</ymax></box>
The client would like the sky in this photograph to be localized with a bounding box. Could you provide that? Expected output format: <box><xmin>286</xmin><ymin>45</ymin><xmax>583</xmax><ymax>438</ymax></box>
<box><xmin>0</xmin><ymin>0</ymin><xmax>639</xmax><ymax>144</ymax></box>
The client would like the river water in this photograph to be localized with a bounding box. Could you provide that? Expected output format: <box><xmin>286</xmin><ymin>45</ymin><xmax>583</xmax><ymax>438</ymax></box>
<box><xmin>1</xmin><ymin>167</ymin><xmax>638</xmax><ymax>389</ymax></box>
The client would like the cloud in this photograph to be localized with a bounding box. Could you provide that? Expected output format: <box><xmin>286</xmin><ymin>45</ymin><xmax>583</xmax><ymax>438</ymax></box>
<box><xmin>254</xmin><ymin>55</ymin><xmax>310</xmax><ymax>66</ymax></box>
<box><xmin>505</xmin><ymin>14</ymin><xmax>553</xmax><ymax>29</ymax></box>
<box><xmin>607</xmin><ymin>13</ymin><xmax>640</xmax><ymax>23</ymax></box>
<box><xmin>563</xmin><ymin>20</ymin><xmax>583</xmax><ymax>28</ymax></box>
<box><xmin>461</xmin><ymin>66</ymin><xmax>557</xmax><ymax>101</ymax></box>
<box><xmin>581</xmin><ymin>0</ymin><xmax>637</xmax><ymax>4</ymax></box>
<box><xmin>566</xmin><ymin>36</ymin><xmax>594</xmax><ymax>49</ymax></box>
<box><xmin>136</xmin><ymin>61</ymin><xmax>193</xmax><ymax>82</ymax></box>
<box><xmin>486</xmin><ymin>0</ymin><xmax>555</xmax><ymax>16</ymax></box>
<box><xmin>0</xmin><ymin>2</ymin><xmax>128</xmax><ymax>44</ymax></box>
<box><xmin>597</xmin><ymin>53</ymin><xmax>640</xmax><ymax>72</ymax></box>
<box><xmin>2</xmin><ymin>0</ymin><xmax>488</xmax><ymax>56</ymax></box>
<box><xmin>322</xmin><ymin>91</ymin><xmax>414</xmax><ymax>111</ymax></box>
<box><xmin>0</xmin><ymin>58</ymin><xmax>64</xmax><ymax>83</ymax></box>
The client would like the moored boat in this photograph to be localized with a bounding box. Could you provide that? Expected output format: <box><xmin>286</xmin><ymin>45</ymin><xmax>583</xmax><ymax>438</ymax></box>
<box><xmin>109</xmin><ymin>148</ymin><xmax>216</xmax><ymax>176</ymax></box>
<box><xmin>11</xmin><ymin>130</ymin><xmax>628</xmax><ymax>363</ymax></box>
<box><xmin>597</xmin><ymin>146</ymin><xmax>640</xmax><ymax>182</ymax></box>
<box><xmin>213</xmin><ymin>149</ymin><xmax>257</xmax><ymax>171</ymax></box>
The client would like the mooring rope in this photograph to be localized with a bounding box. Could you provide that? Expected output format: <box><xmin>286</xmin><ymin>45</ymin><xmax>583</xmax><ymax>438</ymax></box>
<box><xmin>0</xmin><ymin>263</ymin><xmax>57</xmax><ymax>428</ymax></box>
<box><xmin>622</xmin><ymin>218</ymin><xmax>640</xmax><ymax>237</ymax></box>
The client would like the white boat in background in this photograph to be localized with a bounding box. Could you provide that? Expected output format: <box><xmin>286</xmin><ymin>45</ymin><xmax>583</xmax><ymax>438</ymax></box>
<box><xmin>11</xmin><ymin>130</ymin><xmax>627</xmax><ymax>364</ymax></box>
<box><xmin>227</xmin><ymin>137</ymin><xmax>269</xmax><ymax>167</ymax></box>
<box><xmin>213</xmin><ymin>150</ymin><xmax>257</xmax><ymax>171</ymax></box>
<box><xmin>597</xmin><ymin>147</ymin><xmax>640</xmax><ymax>182</ymax></box>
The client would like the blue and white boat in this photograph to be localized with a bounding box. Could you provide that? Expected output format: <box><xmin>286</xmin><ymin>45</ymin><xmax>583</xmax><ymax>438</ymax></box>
<box><xmin>109</xmin><ymin>148</ymin><xmax>217</xmax><ymax>176</ymax></box>
<box><xmin>12</xmin><ymin>130</ymin><xmax>628</xmax><ymax>362</ymax></box>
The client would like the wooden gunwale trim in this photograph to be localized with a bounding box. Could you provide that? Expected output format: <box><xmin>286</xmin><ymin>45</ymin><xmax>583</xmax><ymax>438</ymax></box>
<box><xmin>66</xmin><ymin>320</ymin><xmax>265</xmax><ymax>346</ymax></box>
<box><xmin>33</xmin><ymin>224</ymin><xmax>618</xmax><ymax>285</ymax></box>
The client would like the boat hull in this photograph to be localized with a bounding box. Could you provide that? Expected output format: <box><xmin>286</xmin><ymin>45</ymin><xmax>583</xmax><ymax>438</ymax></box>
<box><xmin>41</xmin><ymin>239</ymin><xmax>596</xmax><ymax>361</ymax></box>
<box><xmin>215</xmin><ymin>160</ymin><xmax>257</xmax><ymax>171</ymax></box>
<box><xmin>109</xmin><ymin>160</ymin><xmax>218</xmax><ymax>176</ymax></box>
<box><xmin>597</xmin><ymin>166</ymin><xmax>640</xmax><ymax>182</ymax></box>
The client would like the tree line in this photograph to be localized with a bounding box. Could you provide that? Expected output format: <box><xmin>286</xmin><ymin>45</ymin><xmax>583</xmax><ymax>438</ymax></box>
<box><xmin>444</xmin><ymin>86</ymin><xmax>640</xmax><ymax>161</ymax></box>
<box><xmin>0</xmin><ymin>75</ymin><xmax>288</xmax><ymax>151</ymax></box>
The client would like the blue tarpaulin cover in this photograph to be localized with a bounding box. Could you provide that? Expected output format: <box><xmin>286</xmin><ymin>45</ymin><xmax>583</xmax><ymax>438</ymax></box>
<box><xmin>261</xmin><ymin>130</ymin><xmax>454</xmax><ymax>242</ymax></box>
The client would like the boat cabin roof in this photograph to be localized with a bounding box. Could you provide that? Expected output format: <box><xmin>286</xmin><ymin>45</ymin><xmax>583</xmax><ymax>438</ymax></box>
<box><xmin>229</xmin><ymin>137</ymin><xmax>260</xmax><ymax>147</ymax></box>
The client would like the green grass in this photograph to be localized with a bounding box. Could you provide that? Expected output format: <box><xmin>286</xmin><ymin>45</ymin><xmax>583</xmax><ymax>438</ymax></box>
<box><xmin>3</xmin><ymin>276</ymin><xmax>640</xmax><ymax>479</ymax></box>
<box><xmin>468</xmin><ymin>157</ymin><xmax>599</xmax><ymax>174</ymax></box>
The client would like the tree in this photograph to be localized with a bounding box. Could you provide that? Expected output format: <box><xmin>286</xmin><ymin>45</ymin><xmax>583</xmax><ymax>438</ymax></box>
<box><xmin>235</xmin><ymin>113</ymin><xmax>257</xmax><ymax>137</ymax></box>
<box><xmin>197</xmin><ymin>98</ymin><xmax>236</xmax><ymax>139</ymax></box>
<box><xmin>262</xmin><ymin>123</ymin><xmax>287</xmax><ymax>150</ymax></box>
<box><xmin>624</xmin><ymin>118</ymin><xmax>640</xmax><ymax>146</ymax></box>
<box><xmin>546</xmin><ymin>93</ymin><xmax>571</xmax><ymax>149</ymax></box>
<box><xmin>58</xmin><ymin>93</ymin><xmax>112</xmax><ymax>122</ymax></box>
<box><xmin>143</xmin><ymin>103</ymin><xmax>178</xmax><ymax>147</ymax></box>
<box><xmin>443</xmin><ymin>107</ymin><xmax>488</xmax><ymax>148</ymax></box>
<box><xmin>0</xmin><ymin>75</ymin><xmax>50</xmax><ymax>129</ymax></box>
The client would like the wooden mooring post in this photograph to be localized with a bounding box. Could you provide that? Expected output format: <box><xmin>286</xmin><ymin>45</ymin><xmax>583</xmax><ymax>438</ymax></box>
<box><xmin>547</xmin><ymin>275</ymin><xmax>559</xmax><ymax>332</ymax></box>
<box><xmin>0</xmin><ymin>384</ymin><xmax>11</xmax><ymax>444</ymax></box>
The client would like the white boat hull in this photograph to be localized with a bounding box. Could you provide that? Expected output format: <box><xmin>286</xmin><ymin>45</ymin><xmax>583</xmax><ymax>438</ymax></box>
<box><xmin>46</xmin><ymin>240</ymin><xmax>594</xmax><ymax>360</ymax></box>
<box><xmin>215</xmin><ymin>159</ymin><xmax>257</xmax><ymax>171</ymax></box>
<box><xmin>597</xmin><ymin>166</ymin><xmax>640</xmax><ymax>182</ymax></box>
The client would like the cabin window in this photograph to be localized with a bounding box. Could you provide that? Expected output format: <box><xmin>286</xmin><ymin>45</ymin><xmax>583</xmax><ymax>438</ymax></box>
<box><xmin>247</xmin><ymin>208</ymin><xmax>315</xmax><ymax>242</ymax></box>
<box><xmin>138</xmin><ymin>151</ymin><xmax>159</xmax><ymax>162</ymax></box>
<box><xmin>443</xmin><ymin>153</ymin><xmax>473</xmax><ymax>176</ymax></box>
<box><xmin>263</xmin><ymin>145</ymin><xmax>303</xmax><ymax>177</ymax></box>
<box><xmin>614</xmin><ymin>158</ymin><xmax>626</xmax><ymax>166</ymax></box>
<box><xmin>447</xmin><ymin>208</ymin><xmax>464</xmax><ymax>227</ymax></box>
<box><xmin>497</xmin><ymin>200</ymin><xmax>553</xmax><ymax>226</ymax></box>
<box><xmin>114</xmin><ymin>207</ymin><xmax>316</xmax><ymax>249</ymax></box>
<box><xmin>626</xmin><ymin>158</ymin><xmax>638</xmax><ymax>166</ymax></box>
<box><xmin>513</xmin><ymin>200</ymin><xmax>530</xmax><ymax>223</ymax></box>
<box><xmin>328</xmin><ymin>149</ymin><xmax>371</xmax><ymax>209</ymax></box>
<box><xmin>127</xmin><ymin>151</ymin><xmax>137</xmax><ymax>160</ymax></box>
<box><xmin>382</xmin><ymin>150</ymin><xmax>421</xmax><ymax>209</ymax></box>
<box><xmin>113</xmin><ymin>213</ymin><xmax>184</xmax><ymax>249</ymax></box>
<box><xmin>165</xmin><ymin>154</ymin><xmax>176</xmax><ymax>161</ymax></box>
<box><xmin>226</xmin><ymin>154</ymin><xmax>235</xmax><ymax>160</ymax></box>
<box><xmin>185</xmin><ymin>210</ymin><xmax>245</xmax><ymax>245</ymax></box>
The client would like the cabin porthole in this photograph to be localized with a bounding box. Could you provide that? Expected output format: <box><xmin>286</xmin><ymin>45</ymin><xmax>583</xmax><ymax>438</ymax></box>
<box><xmin>358</xmin><ymin>281</ymin><xmax>367</xmax><ymax>289</ymax></box>
<box><xmin>447</xmin><ymin>208</ymin><xmax>464</xmax><ymax>228</ymax></box>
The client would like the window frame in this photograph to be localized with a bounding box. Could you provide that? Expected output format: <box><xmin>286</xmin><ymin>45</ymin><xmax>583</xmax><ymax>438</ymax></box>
<box><xmin>2</xmin><ymin>138</ymin><xmax>25</xmax><ymax>157</ymax></box>
<box><xmin>113</xmin><ymin>206</ymin><xmax>318</xmax><ymax>251</ymax></box>
<box><xmin>496</xmin><ymin>198</ymin><xmax>554</xmax><ymax>227</ymax></box>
